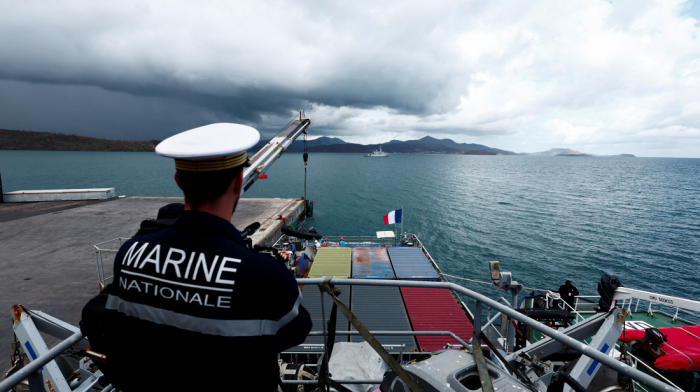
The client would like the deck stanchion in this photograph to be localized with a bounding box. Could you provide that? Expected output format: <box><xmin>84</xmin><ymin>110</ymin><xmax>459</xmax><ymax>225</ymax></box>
<box><xmin>318</xmin><ymin>287</ymin><xmax>330</xmax><ymax>392</ymax></box>
<box><xmin>474</xmin><ymin>301</ymin><xmax>482</xmax><ymax>340</ymax></box>
<box><xmin>471</xmin><ymin>301</ymin><xmax>495</xmax><ymax>392</ymax></box>
<box><xmin>0</xmin><ymin>172</ymin><xmax>4</xmax><ymax>203</ymax></box>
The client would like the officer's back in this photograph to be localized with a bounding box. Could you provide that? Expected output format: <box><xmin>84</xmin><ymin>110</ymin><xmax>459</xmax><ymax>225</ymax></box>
<box><xmin>103</xmin><ymin>124</ymin><xmax>311</xmax><ymax>391</ymax></box>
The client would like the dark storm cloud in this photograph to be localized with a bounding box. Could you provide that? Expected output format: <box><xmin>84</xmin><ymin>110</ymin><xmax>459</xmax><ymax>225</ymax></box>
<box><xmin>0</xmin><ymin>0</ymin><xmax>699</xmax><ymax>156</ymax></box>
<box><xmin>0</xmin><ymin>0</ymin><xmax>482</xmax><ymax>136</ymax></box>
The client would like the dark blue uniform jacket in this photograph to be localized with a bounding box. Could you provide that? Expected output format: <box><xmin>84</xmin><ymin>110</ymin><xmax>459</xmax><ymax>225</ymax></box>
<box><xmin>104</xmin><ymin>211</ymin><xmax>312</xmax><ymax>391</ymax></box>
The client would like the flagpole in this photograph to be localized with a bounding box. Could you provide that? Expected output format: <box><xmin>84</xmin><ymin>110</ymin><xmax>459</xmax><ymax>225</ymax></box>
<box><xmin>401</xmin><ymin>205</ymin><xmax>404</xmax><ymax>236</ymax></box>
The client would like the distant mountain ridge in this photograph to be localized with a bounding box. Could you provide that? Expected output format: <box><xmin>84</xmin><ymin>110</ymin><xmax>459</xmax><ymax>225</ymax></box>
<box><xmin>523</xmin><ymin>148</ymin><xmax>582</xmax><ymax>156</ymax></box>
<box><xmin>523</xmin><ymin>148</ymin><xmax>635</xmax><ymax>158</ymax></box>
<box><xmin>1</xmin><ymin>128</ymin><xmax>635</xmax><ymax>157</ymax></box>
<box><xmin>382</xmin><ymin>136</ymin><xmax>516</xmax><ymax>155</ymax></box>
<box><xmin>255</xmin><ymin>135</ymin><xmax>517</xmax><ymax>155</ymax></box>
<box><xmin>0</xmin><ymin>129</ymin><xmax>159</xmax><ymax>152</ymax></box>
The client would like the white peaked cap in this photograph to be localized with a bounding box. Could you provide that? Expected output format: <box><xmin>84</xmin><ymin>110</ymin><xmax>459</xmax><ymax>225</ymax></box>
<box><xmin>156</xmin><ymin>123</ymin><xmax>260</xmax><ymax>171</ymax></box>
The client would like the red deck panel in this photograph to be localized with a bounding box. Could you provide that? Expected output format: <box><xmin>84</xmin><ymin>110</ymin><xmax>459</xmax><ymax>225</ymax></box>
<box><xmin>400</xmin><ymin>287</ymin><xmax>474</xmax><ymax>352</ymax></box>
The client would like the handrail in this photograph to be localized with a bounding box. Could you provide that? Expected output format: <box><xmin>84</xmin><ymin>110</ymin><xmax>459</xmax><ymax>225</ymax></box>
<box><xmin>558</xmin><ymin>297</ymin><xmax>586</xmax><ymax>324</ymax></box>
<box><xmin>412</xmin><ymin>234</ymin><xmax>441</xmax><ymax>273</ymax></box>
<box><xmin>0</xmin><ymin>331</ymin><xmax>84</xmax><ymax>392</ymax></box>
<box><xmin>614</xmin><ymin>343</ymin><xmax>683</xmax><ymax>391</ymax></box>
<box><xmin>94</xmin><ymin>237</ymin><xmax>129</xmax><ymax>290</ymax></box>
<box><xmin>469</xmin><ymin>312</ymin><xmax>503</xmax><ymax>344</ymax></box>
<box><xmin>571</xmin><ymin>294</ymin><xmax>699</xmax><ymax>326</ymax></box>
<box><xmin>296</xmin><ymin>278</ymin><xmax>682</xmax><ymax>392</ymax></box>
<box><xmin>280</xmin><ymin>234</ymin><xmax>399</xmax><ymax>247</ymax></box>
<box><xmin>2</xmin><ymin>279</ymin><xmax>684</xmax><ymax>392</ymax></box>
<box><xmin>497</xmin><ymin>297</ymin><xmax>511</xmax><ymax>306</ymax></box>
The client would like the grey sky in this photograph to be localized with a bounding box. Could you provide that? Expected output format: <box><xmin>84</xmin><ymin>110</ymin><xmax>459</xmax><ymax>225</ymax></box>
<box><xmin>1</xmin><ymin>0</ymin><xmax>699</xmax><ymax>157</ymax></box>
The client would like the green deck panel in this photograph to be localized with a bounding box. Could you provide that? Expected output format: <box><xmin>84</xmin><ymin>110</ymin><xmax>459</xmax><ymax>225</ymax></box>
<box><xmin>309</xmin><ymin>247</ymin><xmax>353</xmax><ymax>278</ymax></box>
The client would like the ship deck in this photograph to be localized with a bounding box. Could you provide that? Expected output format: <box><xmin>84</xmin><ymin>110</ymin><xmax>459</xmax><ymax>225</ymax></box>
<box><xmin>0</xmin><ymin>196</ymin><xmax>306</xmax><ymax>373</ymax></box>
<box><xmin>282</xmin><ymin>242</ymin><xmax>475</xmax><ymax>361</ymax></box>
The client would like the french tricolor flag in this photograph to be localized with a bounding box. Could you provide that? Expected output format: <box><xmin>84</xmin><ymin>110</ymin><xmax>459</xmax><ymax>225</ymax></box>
<box><xmin>383</xmin><ymin>209</ymin><xmax>402</xmax><ymax>225</ymax></box>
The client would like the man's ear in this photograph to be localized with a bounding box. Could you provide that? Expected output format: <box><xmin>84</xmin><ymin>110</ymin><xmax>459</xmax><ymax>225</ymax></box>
<box><xmin>232</xmin><ymin>170</ymin><xmax>244</xmax><ymax>196</ymax></box>
<box><xmin>174</xmin><ymin>171</ymin><xmax>183</xmax><ymax>190</ymax></box>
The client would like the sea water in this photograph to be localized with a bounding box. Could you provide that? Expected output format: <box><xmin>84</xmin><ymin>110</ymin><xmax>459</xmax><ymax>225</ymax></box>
<box><xmin>1</xmin><ymin>150</ymin><xmax>698</xmax><ymax>314</ymax></box>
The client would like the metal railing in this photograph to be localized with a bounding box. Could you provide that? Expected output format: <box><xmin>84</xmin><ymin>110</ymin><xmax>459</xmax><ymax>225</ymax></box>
<box><xmin>1</xmin><ymin>279</ymin><xmax>684</xmax><ymax>392</ymax></box>
<box><xmin>0</xmin><ymin>331</ymin><xmax>107</xmax><ymax>392</ymax></box>
<box><xmin>294</xmin><ymin>278</ymin><xmax>682</xmax><ymax>392</ymax></box>
<box><xmin>412</xmin><ymin>234</ymin><xmax>442</xmax><ymax>274</ymax></box>
<box><xmin>573</xmin><ymin>296</ymin><xmax>600</xmax><ymax>314</ymax></box>
<box><xmin>273</xmin><ymin>234</ymin><xmax>397</xmax><ymax>248</ymax></box>
<box><xmin>572</xmin><ymin>295</ymin><xmax>699</xmax><ymax>326</ymax></box>
<box><xmin>93</xmin><ymin>237</ymin><xmax>130</xmax><ymax>290</ymax></box>
<box><xmin>556</xmin><ymin>296</ymin><xmax>587</xmax><ymax>324</ymax></box>
<box><xmin>613</xmin><ymin>343</ymin><xmax>684</xmax><ymax>391</ymax></box>
<box><xmin>272</xmin><ymin>232</ymin><xmax>433</xmax><ymax>250</ymax></box>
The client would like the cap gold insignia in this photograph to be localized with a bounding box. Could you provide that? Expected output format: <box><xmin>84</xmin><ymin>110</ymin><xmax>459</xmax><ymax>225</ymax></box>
<box><xmin>175</xmin><ymin>152</ymin><xmax>249</xmax><ymax>172</ymax></box>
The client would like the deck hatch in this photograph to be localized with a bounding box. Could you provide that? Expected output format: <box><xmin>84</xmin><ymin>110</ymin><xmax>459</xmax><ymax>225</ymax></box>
<box><xmin>400</xmin><ymin>287</ymin><xmax>473</xmax><ymax>352</ymax></box>
<box><xmin>308</xmin><ymin>247</ymin><xmax>352</xmax><ymax>278</ymax></box>
<box><xmin>351</xmin><ymin>248</ymin><xmax>395</xmax><ymax>279</ymax></box>
<box><xmin>349</xmin><ymin>286</ymin><xmax>417</xmax><ymax>352</ymax></box>
<box><xmin>387</xmin><ymin>247</ymin><xmax>440</xmax><ymax>281</ymax></box>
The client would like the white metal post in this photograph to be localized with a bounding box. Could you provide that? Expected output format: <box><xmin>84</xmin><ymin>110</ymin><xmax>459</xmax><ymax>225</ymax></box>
<box><xmin>11</xmin><ymin>307</ymin><xmax>73</xmax><ymax>392</ymax></box>
<box><xmin>564</xmin><ymin>308</ymin><xmax>626</xmax><ymax>392</ymax></box>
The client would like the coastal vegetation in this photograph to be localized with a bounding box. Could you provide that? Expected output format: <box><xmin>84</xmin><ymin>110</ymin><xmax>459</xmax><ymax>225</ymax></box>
<box><xmin>1</xmin><ymin>129</ymin><xmax>633</xmax><ymax>156</ymax></box>
<box><xmin>0</xmin><ymin>129</ymin><xmax>158</xmax><ymax>152</ymax></box>
<box><xmin>260</xmin><ymin>136</ymin><xmax>517</xmax><ymax>155</ymax></box>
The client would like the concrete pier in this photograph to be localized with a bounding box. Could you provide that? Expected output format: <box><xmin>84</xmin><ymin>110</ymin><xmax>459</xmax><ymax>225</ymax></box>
<box><xmin>3</xmin><ymin>188</ymin><xmax>117</xmax><ymax>203</ymax></box>
<box><xmin>0</xmin><ymin>196</ymin><xmax>305</xmax><ymax>371</ymax></box>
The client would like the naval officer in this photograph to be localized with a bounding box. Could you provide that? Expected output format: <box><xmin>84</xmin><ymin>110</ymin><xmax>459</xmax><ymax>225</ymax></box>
<box><xmin>104</xmin><ymin>123</ymin><xmax>312</xmax><ymax>391</ymax></box>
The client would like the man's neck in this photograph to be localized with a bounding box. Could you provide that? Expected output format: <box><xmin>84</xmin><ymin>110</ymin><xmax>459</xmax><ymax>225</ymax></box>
<box><xmin>179</xmin><ymin>171</ymin><xmax>242</xmax><ymax>222</ymax></box>
<box><xmin>184</xmin><ymin>198</ymin><xmax>237</xmax><ymax>222</ymax></box>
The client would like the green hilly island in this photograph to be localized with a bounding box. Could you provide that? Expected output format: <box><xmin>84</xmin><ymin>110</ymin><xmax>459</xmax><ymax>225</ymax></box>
<box><xmin>0</xmin><ymin>129</ymin><xmax>159</xmax><ymax>152</ymax></box>
<box><xmin>0</xmin><ymin>129</ymin><xmax>634</xmax><ymax>157</ymax></box>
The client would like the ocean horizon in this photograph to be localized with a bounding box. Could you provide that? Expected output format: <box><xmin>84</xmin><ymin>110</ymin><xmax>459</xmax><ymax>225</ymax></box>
<box><xmin>1</xmin><ymin>150</ymin><xmax>698</xmax><ymax>321</ymax></box>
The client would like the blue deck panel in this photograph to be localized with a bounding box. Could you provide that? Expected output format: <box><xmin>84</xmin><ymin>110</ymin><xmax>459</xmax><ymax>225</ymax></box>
<box><xmin>352</xmin><ymin>248</ymin><xmax>395</xmax><ymax>279</ymax></box>
<box><xmin>387</xmin><ymin>247</ymin><xmax>440</xmax><ymax>281</ymax></box>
